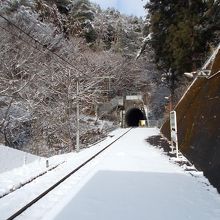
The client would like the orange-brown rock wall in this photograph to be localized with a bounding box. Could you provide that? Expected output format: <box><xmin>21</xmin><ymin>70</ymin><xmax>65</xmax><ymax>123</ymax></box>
<box><xmin>161</xmin><ymin>74</ymin><xmax>220</xmax><ymax>192</ymax></box>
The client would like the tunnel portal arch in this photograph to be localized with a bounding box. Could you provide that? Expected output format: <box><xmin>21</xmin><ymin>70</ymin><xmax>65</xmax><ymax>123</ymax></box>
<box><xmin>125</xmin><ymin>108</ymin><xmax>145</xmax><ymax>127</ymax></box>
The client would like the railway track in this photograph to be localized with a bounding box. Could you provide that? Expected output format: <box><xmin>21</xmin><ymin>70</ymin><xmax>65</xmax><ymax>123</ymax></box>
<box><xmin>0</xmin><ymin>161</ymin><xmax>65</xmax><ymax>199</ymax></box>
<box><xmin>6</xmin><ymin>128</ymin><xmax>132</xmax><ymax>220</ymax></box>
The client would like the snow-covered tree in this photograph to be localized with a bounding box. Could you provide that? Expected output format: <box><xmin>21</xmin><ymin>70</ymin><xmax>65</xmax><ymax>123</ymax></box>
<box><xmin>0</xmin><ymin>0</ymin><xmax>161</xmax><ymax>156</ymax></box>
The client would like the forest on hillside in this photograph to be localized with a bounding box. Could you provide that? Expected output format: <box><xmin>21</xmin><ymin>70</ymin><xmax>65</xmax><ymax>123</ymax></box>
<box><xmin>0</xmin><ymin>0</ymin><xmax>219</xmax><ymax>156</ymax></box>
<box><xmin>145</xmin><ymin>0</ymin><xmax>220</xmax><ymax>93</ymax></box>
<box><xmin>0</xmin><ymin>0</ymin><xmax>160</xmax><ymax>156</ymax></box>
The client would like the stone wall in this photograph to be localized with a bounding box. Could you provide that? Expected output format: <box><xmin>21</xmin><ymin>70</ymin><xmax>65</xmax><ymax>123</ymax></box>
<box><xmin>161</xmin><ymin>48</ymin><xmax>220</xmax><ymax>192</ymax></box>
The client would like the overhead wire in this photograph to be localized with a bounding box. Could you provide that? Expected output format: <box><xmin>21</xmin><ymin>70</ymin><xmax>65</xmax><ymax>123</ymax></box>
<box><xmin>0</xmin><ymin>12</ymin><xmax>116</xmax><ymax>97</ymax></box>
<box><xmin>0</xmin><ymin>20</ymin><xmax>111</xmax><ymax>96</ymax></box>
<box><xmin>0</xmin><ymin>11</ymin><xmax>120</xmax><ymax>80</ymax></box>
<box><xmin>0</xmin><ymin>24</ymin><xmax>52</xmax><ymax>61</ymax></box>
<box><xmin>0</xmin><ymin>13</ymin><xmax>84</xmax><ymax>75</ymax></box>
<box><xmin>18</xmin><ymin>12</ymin><xmax>79</xmax><ymax>64</ymax></box>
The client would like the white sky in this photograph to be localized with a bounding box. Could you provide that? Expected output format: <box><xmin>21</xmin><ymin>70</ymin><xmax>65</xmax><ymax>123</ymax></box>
<box><xmin>90</xmin><ymin>0</ymin><xmax>146</xmax><ymax>17</ymax></box>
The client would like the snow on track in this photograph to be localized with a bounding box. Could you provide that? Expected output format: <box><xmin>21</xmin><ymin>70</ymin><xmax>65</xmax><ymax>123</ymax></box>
<box><xmin>45</xmin><ymin>128</ymin><xmax>220</xmax><ymax>220</ymax></box>
<box><xmin>1</xmin><ymin>128</ymin><xmax>220</xmax><ymax>220</ymax></box>
<box><xmin>0</xmin><ymin>129</ymin><xmax>130</xmax><ymax>219</ymax></box>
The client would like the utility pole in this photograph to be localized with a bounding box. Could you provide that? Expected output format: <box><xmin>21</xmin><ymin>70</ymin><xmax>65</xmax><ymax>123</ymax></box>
<box><xmin>108</xmin><ymin>76</ymin><xmax>111</xmax><ymax>100</ymax></box>
<box><xmin>76</xmin><ymin>78</ymin><xmax>80</xmax><ymax>152</ymax></box>
<box><xmin>75</xmin><ymin>76</ymin><xmax>114</xmax><ymax>152</ymax></box>
<box><xmin>169</xmin><ymin>70</ymin><xmax>175</xmax><ymax>111</ymax></box>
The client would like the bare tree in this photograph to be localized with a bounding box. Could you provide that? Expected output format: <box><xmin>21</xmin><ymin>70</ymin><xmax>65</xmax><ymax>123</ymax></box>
<box><xmin>0</xmin><ymin>1</ymin><xmax>159</xmax><ymax>156</ymax></box>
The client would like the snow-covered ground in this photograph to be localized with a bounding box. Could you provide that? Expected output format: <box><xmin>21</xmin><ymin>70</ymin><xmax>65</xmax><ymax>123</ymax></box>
<box><xmin>0</xmin><ymin>145</ymin><xmax>41</xmax><ymax>173</ymax></box>
<box><xmin>1</xmin><ymin>128</ymin><xmax>220</xmax><ymax>220</ymax></box>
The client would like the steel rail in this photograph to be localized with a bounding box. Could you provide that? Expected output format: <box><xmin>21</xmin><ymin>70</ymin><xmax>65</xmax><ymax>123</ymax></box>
<box><xmin>0</xmin><ymin>161</ymin><xmax>65</xmax><ymax>199</ymax></box>
<box><xmin>6</xmin><ymin>128</ymin><xmax>132</xmax><ymax>220</ymax></box>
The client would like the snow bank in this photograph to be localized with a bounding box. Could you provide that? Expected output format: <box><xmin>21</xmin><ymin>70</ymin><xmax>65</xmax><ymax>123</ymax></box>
<box><xmin>0</xmin><ymin>144</ymin><xmax>40</xmax><ymax>173</ymax></box>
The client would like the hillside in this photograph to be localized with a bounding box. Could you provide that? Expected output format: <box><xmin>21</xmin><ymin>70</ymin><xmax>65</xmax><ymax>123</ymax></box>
<box><xmin>0</xmin><ymin>0</ymin><xmax>161</xmax><ymax>156</ymax></box>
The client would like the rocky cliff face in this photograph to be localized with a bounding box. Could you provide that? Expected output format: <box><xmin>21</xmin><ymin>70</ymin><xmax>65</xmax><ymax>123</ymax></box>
<box><xmin>161</xmin><ymin>47</ymin><xmax>220</xmax><ymax>192</ymax></box>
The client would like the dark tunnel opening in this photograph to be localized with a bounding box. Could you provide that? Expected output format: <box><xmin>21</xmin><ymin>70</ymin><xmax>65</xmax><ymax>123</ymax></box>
<box><xmin>125</xmin><ymin>108</ymin><xmax>145</xmax><ymax>127</ymax></box>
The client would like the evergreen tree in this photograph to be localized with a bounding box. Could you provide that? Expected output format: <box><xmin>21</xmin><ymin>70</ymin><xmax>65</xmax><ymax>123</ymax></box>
<box><xmin>70</xmin><ymin>0</ymin><xmax>95</xmax><ymax>22</ymax></box>
<box><xmin>102</xmin><ymin>24</ymin><xmax>116</xmax><ymax>50</ymax></box>
<box><xmin>145</xmin><ymin>0</ymin><xmax>220</xmax><ymax>79</ymax></box>
<box><xmin>201</xmin><ymin>0</ymin><xmax>220</xmax><ymax>47</ymax></box>
<box><xmin>68</xmin><ymin>0</ymin><xmax>97</xmax><ymax>43</ymax></box>
<box><xmin>51</xmin><ymin>0</ymin><xmax>72</xmax><ymax>14</ymax></box>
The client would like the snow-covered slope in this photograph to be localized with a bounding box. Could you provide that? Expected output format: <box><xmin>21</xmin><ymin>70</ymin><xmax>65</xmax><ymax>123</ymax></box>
<box><xmin>0</xmin><ymin>144</ymin><xmax>41</xmax><ymax>173</ymax></box>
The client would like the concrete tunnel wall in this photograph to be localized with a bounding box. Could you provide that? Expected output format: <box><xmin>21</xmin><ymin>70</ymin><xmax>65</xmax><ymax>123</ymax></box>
<box><xmin>125</xmin><ymin>108</ymin><xmax>145</xmax><ymax>127</ymax></box>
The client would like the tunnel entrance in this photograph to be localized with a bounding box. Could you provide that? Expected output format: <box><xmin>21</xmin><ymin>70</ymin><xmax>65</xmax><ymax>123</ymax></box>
<box><xmin>125</xmin><ymin>108</ymin><xmax>145</xmax><ymax>127</ymax></box>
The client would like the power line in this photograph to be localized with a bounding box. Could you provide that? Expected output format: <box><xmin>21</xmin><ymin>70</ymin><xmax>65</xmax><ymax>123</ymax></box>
<box><xmin>19</xmin><ymin>9</ymin><xmax>57</xmax><ymax>37</ymax></box>
<box><xmin>0</xmin><ymin>24</ymin><xmax>74</xmax><ymax>76</ymax></box>
<box><xmin>0</xmin><ymin>13</ymin><xmax>83</xmax><ymax>74</ymax></box>
<box><xmin>0</xmin><ymin>24</ymin><xmax>55</xmax><ymax>62</ymax></box>
<box><xmin>0</xmin><ymin>13</ymin><xmax>117</xmax><ymax>153</ymax></box>
<box><xmin>18</xmin><ymin>11</ymin><xmax>80</xmax><ymax>64</ymax></box>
